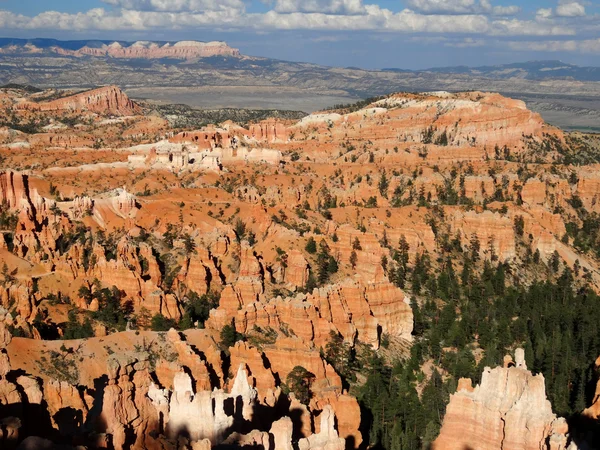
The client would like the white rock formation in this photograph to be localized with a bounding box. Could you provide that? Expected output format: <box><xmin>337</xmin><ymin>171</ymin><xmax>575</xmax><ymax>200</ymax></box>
<box><xmin>149</xmin><ymin>364</ymin><xmax>258</xmax><ymax>446</ymax></box>
<box><xmin>298</xmin><ymin>405</ymin><xmax>345</xmax><ymax>450</ymax></box>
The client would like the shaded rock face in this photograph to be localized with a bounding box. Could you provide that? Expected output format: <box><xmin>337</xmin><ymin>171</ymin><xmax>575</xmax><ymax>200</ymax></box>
<box><xmin>298</xmin><ymin>405</ymin><xmax>345</xmax><ymax>450</ymax></box>
<box><xmin>433</xmin><ymin>349</ymin><xmax>575</xmax><ymax>450</ymax></box>
<box><xmin>21</xmin><ymin>86</ymin><xmax>140</xmax><ymax>116</ymax></box>
<box><xmin>1</xmin><ymin>327</ymin><xmax>358</xmax><ymax>450</ymax></box>
<box><xmin>583</xmin><ymin>356</ymin><xmax>600</xmax><ymax>420</ymax></box>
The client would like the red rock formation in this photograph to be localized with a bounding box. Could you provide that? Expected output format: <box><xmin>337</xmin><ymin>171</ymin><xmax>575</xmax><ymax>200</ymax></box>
<box><xmin>308</xmin><ymin>279</ymin><xmax>413</xmax><ymax>347</ymax></box>
<box><xmin>54</xmin><ymin>40</ymin><xmax>241</xmax><ymax>60</ymax></box>
<box><xmin>450</xmin><ymin>210</ymin><xmax>516</xmax><ymax>260</ymax></box>
<box><xmin>112</xmin><ymin>188</ymin><xmax>137</xmax><ymax>217</ymax></box>
<box><xmin>433</xmin><ymin>349</ymin><xmax>574</xmax><ymax>450</ymax></box>
<box><xmin>22</xmin><ymin>86</ymin><xmax>141</xmax><ymax>116</ymax></box>
<box><xmin>313</xmin><ymin>392</ymin><xmax>362</xmax><ymax>447</ymax></box>
<box><xmin>170</xmin><ymin>128</ymin><xmax>231</xmax><ymax>149</ymax></box>
<box><xmin>521</xmin><ymin>176</ymin><xmax>570</xmax><ymax>209</ymax></box>
<box><xmin>577</xmin><ymin>171</ymin><xmax>600</xmax><ymax>212</ymax></box>
<box><xmin>583</xmin><ymin>356</ymin><xmax>600</xmax><ymax>419</ymax></box>
<box><xmin>0</xmin><ymin>170</ymin><xmax>29</xmax><ymax>209</ymax></box>
<box><xmin>249</xmin><ymin>119</ymin><xmax>289</xmax><ymax>143</ymax></box>
<box><xmin>298</xmin><ymin>405</ymin><xmax>345</xmax><ymax>450</ymax></box>
<box><xmin>210</xmin><ymin>279</ymin><xmax>412</xmax><ymax>349</ymax></box>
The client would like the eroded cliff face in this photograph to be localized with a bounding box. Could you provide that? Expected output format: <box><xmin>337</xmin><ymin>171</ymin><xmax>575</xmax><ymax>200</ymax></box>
<box><xmin>209</xmin><ymin>278</ymin><xmax>413</xmax><ymax>349</ymax></box>
<box><xmin>53</xmin><ymin>40</ymin><xmax>241</xmax><ymax>60</ymax></box>
<box><xmin>0</xmin><ymin>323</ymin><xmax>355</xmax><ymax>450</ymax></box>
<box><xmin>18</xmin><ymin>86</ymin><xmax>141</xmax><ymax>116</ymax></box>
<box><xmin>433</xmin><ymin>350</ymin><xmax>575</xmax><ymax>450</ymax></box>
<box><xmin>281</xmin><ymin>91</ymin><xmax>562</xmax><ymax>164</ymax></box>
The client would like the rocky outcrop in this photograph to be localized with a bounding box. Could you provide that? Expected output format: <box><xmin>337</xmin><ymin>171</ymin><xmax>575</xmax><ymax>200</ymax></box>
<box><xmin>1</xmin><ymin>328</ymin><xmax>357</xmax><ymax>449</ymax></box>
<box><xmin>249</xmin><ymin>119</ymin><xmax>289</xmax><ymax>143</ymax></box>
<box><xmin>298</xmin><ymin>405</ymin><xmax>345</xmax><ymax>450</ymax></box>
<box><xmin>210</xmin><ymin>279</ymin><xmax>412</xmax><ymax>349</ymax></box>
<box><xmin>292</xmin><ymin>91</ymin><xmax>560</xmax><ymax>161</ymax></box>
<box><xmin>583</xmin><ymin>356</ymin><xmax>600</xmax><ymax>420</ymax></box>
<box><xmin>433</xmin><ymin>349</ymin><xmax>575</xmax><ymax>450</ymax></box>
<box><xmin>112</xmin><ymin>188</ymin><xmax>137</xmax><ymax>217</ymax></box>
<box><xmin>577</xmin><ymin>172</ymin><xmax>600</xmax><ymax>213</ymax></box>
<box><xmin>89</xmin><ymin>238</ymin><xmax>175</xmax><ymax>318</ymax></box>
<box><xmin>450</xmin><ymin>210</ymin><xmax>516</xmax><ymax>261</ymax></box>
<box><xmin>23</xmin><ymin>86</ymin><xmax>140</xmax><ymax>116</ymax></box>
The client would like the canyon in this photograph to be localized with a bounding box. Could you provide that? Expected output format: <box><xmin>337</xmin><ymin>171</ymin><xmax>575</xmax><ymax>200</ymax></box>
<box><xmin>0</xmin><ymin>84</ymin><xmax>598</xmax><ymax>449</ymax></box>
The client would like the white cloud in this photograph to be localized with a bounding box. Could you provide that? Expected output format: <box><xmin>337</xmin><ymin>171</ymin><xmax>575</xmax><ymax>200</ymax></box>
<box><xmin>535</xmin><ymin>2</ymin><xmax>587</xmax><ymax>19</ymax></box>
<box><xmin>0</xmin><ymin>3</ymin><xmax>579</xmax><ymax>41</ymax></box>
<box><xmin>536</xmin><ymin>8</ymin><xmax>553</xmax><ymax>19</ymax></box>
<box><xmin>491</xmin><ymin>19</ymin><xmax>575</xmax><ymax>36</ymax></box>
<box><xmin>406</xmin><ymin>0</ymin><xmax>479</xmax><ymax>14</ymax></box>
<box><xmin>405</xmin><ymin>0</ymin><xmax>520</xmax><ymax>16</ymax></box>
<box><xmin>491</xmin><ymin>5</ymin><xmax>520</xmax><ymax>16</ymax></box>
<box><xmin>386</xmin><ymin>9</ymin><xmax>489</xmax><ymax>33</ymax></box>
<box><xmin>270</xmin><ymin>0</ymin><xmax>366</xmax><ymax>15</ymax></box>
<box><xmin>444</xmin><ymin>37</ymin><xmax>486</xmax><ymax>47</ymax></box>
<box><xmin>0</xmin><ymin>9</ymin><xmax>136</xmax><ymax>31</ymax></box>
<box><xmin>555</xmin><ymin>1</ymin><xmax>586</xmax><ymax>17</ymax></box>
<box><xmin>101</xmin><ymin>0</ymin><xmax>244</xmax><ymax>12</ymax></box>
<box><xmin>508</xmin><ymin>38</ymin><xmax>600</xmax><ymax>53</ymax></box>
<box><xmin>428</xmin><ymin>36</ymin><xmax>487</xmax><ymax>47</ymax></box>
<box><xmin>254</xmin><ymin>6</ymin><xmax>491</xmax><ymax>33</ymax></box>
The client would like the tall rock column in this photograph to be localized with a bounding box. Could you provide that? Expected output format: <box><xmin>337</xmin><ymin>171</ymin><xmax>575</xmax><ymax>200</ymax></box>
<box><xmin>433</xmin><ymin>349</ymin><xmax>575</xmax><ymax>450</ymax></box>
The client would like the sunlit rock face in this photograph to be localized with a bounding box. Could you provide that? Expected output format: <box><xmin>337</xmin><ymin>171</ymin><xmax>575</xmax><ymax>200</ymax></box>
<box><xmin>433</xmin><ymin>349</ymin><xmax>576</xmax><ymax>450</ymax></box>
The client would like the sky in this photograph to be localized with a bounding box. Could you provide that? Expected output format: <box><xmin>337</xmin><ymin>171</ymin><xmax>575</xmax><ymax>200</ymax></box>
<box><xmin>0</xmin><ymin>0</ymin><xmax>598</xmax><ymax>69</ymax></box>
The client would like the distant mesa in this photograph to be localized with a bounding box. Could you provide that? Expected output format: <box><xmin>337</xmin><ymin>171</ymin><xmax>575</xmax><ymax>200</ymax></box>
<box><xmin>0</xmin><ymin>38</ymin><xmax>241</xmax><ymax>61</ymax></box>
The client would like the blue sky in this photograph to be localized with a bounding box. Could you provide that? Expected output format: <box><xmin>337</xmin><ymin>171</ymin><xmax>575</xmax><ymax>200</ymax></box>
<box><xmin>0</xmin><ymin>1</ymin><xmax>598</xmax><ymax>69</ymax></box>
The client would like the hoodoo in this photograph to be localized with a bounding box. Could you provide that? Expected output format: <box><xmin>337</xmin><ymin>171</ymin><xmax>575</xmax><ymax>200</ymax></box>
<box><xmin>433</xmin><ymin>349</ymin><xmax>575</xmax><ymax>450</ymax></box>
<box><xmin>0</xmin><ymin>82</ymin><xmax>599</xmax><ymax>449</ymax></box>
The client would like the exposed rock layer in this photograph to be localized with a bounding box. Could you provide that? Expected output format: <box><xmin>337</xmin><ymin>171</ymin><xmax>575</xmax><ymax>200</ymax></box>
<box><xmin>433</xmin><ymin>350</ymin><xmax>575</xmax><ymax>450</ymax></box>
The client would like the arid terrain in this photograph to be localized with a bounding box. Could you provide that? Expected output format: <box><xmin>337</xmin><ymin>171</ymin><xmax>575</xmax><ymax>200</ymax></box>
<box><xmin>1</xmin><ymin>39</ymin><xmax>600</xmax><ymax>132</ymax></box>
<box><xmin>1</xmin><ymin>82</ymin><xmax>600</xmax><ymax>450</ymax></box>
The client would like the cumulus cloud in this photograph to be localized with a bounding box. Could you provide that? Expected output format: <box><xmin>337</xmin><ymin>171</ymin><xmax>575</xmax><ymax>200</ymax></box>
<box><xmin>0</xmin><ymin>5</ymin><xmax>490</xmax><ymax>34</ymax></box>
<box><xmin>0</xmin><ymin>9</ymin><xmax>136</xmax><ymax>31</ymax></box>
<box><xmin>508</xmin><ymin>38</ymin><xmax>600</xmax><ymax>53</ymax></box>
<box><xmin>385</xmin><ymin>9</ymin><xmax>489</xmax><ymax>33</ymax></box>
<box><xmin>101</xmin><ymin>0</ymin><xmax>244</xmax><ymax>13</ymax></box>
<box><xmin>535</xmin><ymin>1</ymin><xmax>586</xmax><ymax>19</ymax></box>
<box><xmin>491</xmin><ymin>5</ymin><xmax>521</xmax><ymax>16</ymax></box>
<box><xmin>555</xmin><ymin>1</ymin><xmax>586</xmax><ymax>17</ymax></box>
<box><xmin>0</xmin><ymin>2</ymin><xmax>581</xmax><ymax>41</ymax></box>
<box><xmin>491</xmin><ymin>19</ymin><xmax>575</xmax><ymax>36</ymax></box>
<box><xmin>405</xmin><ymin>0</ymin><xmax>520</xmax><ymax>16</ymax></box>
<box><xmin>536</xmin><ymin>8</ymin><xmax>553</xmax><ymax>19</ymax></box>
<box><xmin>270</xmin><ymin>0</ymin><xmax>366</xmax><ymax>15</ymax></box>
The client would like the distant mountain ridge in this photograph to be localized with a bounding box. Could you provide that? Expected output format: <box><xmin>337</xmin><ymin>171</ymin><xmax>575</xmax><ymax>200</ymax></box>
<box><xmin>384</xmin><ymin>60</ymin><xmax>600</xmax><ymax>82</ymax></box>
<box><xmin>1</xmin><ymin>38</ymin><xmax>599</xmax><ymax>82</ymax></box>
<box><xmin>0</xmin><ymin>37</ymin><xmax>241</xmax><ymax>60</ymax></box>
<box><xmin>0</xmin><ymin>37</ymin><xmax>599</xmax><ymax>132</ymax></box>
